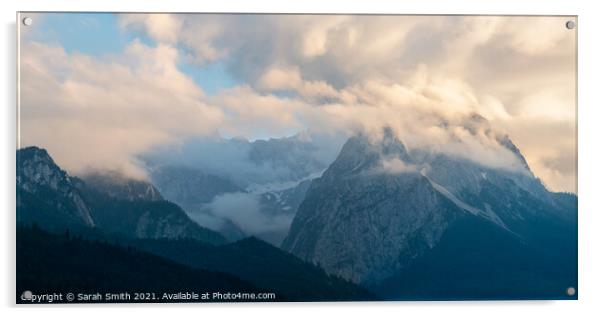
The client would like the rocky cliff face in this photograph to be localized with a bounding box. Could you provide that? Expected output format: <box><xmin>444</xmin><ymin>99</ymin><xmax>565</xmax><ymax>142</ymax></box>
<box><xmin>248</xmin><ymin>134</ymin><xmax>333</xmax><ymax>182</ymax></box>
<box><xmin>17</xmin><ymin>146</ymin><xmax>95</xmax><ymax>228</ymax></box>
<box><xmin>77</xmin><ymin>174</ymin><xmax>227</xmax><ymax>244</ymax></box>
<box><xmin>281</xmin><ymin>131</ymin><xmax>464</xmax><ymax>283</ymax></box>
<box><xmin>282</xmin><ymin>128</ymin><xmax>577</xmax><ymax>290</ymax></box>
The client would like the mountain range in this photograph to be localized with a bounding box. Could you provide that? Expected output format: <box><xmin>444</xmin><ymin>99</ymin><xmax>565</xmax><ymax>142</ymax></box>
<box><xmin>16</xmin><ymin>146</ymin><xmax>372</xmax><ymax>302</ymax></box>
<box><xmin>142</xmin><ymin>134</ymin><xmax>339</xmax><ymax>245</ymax></box>
<box><xmin>16</xmin><ymin>121</ymin><xmax>577</xmax><ymax>301</ymax></box>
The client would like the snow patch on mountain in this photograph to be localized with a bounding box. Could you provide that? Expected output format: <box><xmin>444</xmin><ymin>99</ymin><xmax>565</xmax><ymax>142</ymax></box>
<box><xmin>425</xmin><ymin>175</ymin><xmax>508</xmax><ymax>230</ymax></box>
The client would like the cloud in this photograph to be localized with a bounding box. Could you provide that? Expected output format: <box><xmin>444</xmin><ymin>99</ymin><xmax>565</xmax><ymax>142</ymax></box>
<box><xmin>20</xmin><ymin>14</ymin><xmax>576</xmax><ymax>192</ymax></box>
<box><xmin>504</xmin><ymin>17</ymin><xmax>571</xmax><ymax>56</ymax></box>
<box><xmin>144</xmin><ymin>130</ymin><xmax>345</xmax><ymax>191</ymax></box>
<box><xmin>256</xmin><ymin>66</ymin><xmax>342</xmax><ymax>102</ymax></box>
<box><xmin>116</xmin><ymin>15</ymin><xmax>424</xmax><ymax>87</ymax></box>
<box><xmin>380</xmin><ymin>158</ymin><xmax>418</xmax><ymax>174</ymax></box>
<box><xmin>19</xmin><ymin>40</ymin><xmax>223</xmax><ymax>178</ymax></box>
<box><xmin>119</xmin><ymin>14</ymin><xmax>182</xmax><ymax>44</ymax></box>
<box><xmin>205</xmin><ymin>192</ymin><xmax>293</xmax><ymax>236</ymax></box>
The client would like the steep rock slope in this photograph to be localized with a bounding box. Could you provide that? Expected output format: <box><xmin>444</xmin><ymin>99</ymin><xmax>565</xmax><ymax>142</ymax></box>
<box><xmin>282</xmin><ymin>128</ymin><xmax>577</xmax><ymax>298</ymax></box>
<box><xmin>17</xmin><ymin>147</ymin><xmax>95</xmax><ymax>229</ymax></box>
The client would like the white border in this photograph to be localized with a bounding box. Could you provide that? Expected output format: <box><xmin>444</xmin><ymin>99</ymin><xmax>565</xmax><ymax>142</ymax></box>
<box><xmin>2</xmin><ymin>1</ymin><xmax>601</xmax><ymax>315</ymax></box>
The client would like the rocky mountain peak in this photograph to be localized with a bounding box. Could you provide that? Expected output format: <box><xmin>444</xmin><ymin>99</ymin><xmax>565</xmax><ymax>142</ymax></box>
<box><xmin>497</xmin><ymin>134</ymin><xmax>532</xmax><ymax>173</ymax></box>
<box><xmin>324</xmin><ymin>127</ymin><xmax>410</xmax><ymax>178</ymax></box>
<box><xmin>283</xmin><ymin>127</ymin><xmax>576</xmax><ymax>287</ymax></box>
<box><xmin>17</xmin><ymin>146</ymin><xmax>70</xmax><ymax>191</ymax></box>
<box><xmin>17</xmin><ymin>146</ymin><xmax>95</xmax><ymax>227</ymax></box>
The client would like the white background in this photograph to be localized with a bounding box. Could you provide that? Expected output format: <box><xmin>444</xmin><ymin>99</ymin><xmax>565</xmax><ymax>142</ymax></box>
<box><xmin>1</xmin><ymin>0</ymin><xmax>601</xmax><ymax>315</ymax></box>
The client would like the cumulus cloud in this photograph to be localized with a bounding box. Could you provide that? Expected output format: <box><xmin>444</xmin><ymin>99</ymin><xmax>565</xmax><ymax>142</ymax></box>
<box><xmin>19</xmin><ymin>40</ymin><xmax>223</xmax><ymax>178</ymax></box>
<box><xmin>19</xmin><ymin>14</ymin><xmax>577</xmax><ymax>192</ymax></box>
<box><xmin>120</xmin><ymin>14</ymin><xmax>182</xmax><ymax>44</ymax></box>
<box><xmin>257</xmin><ymin>66</ymin><xmax>343</xmax><ymax>102</ymax></box>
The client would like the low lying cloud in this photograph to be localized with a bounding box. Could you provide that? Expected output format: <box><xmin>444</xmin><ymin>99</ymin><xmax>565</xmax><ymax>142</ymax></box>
<box><xmin>143</xmin><ymin>132</ymin><xmax>343</xmax><ymax>187</ymax></box>
<box><xmin>205</xmin><ymin>192</ymin><xmax>293</xmax><ymax>237</ymax></box>
<box><xmin>380</xmin><ymin>158</ymin><xmax>419</xmax><ymax>174</ymax></box>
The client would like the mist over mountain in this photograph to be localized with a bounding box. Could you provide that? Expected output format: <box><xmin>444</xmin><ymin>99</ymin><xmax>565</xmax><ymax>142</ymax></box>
<box><xmin>142</xmin><ymin>132</ymin><xmax>345</xmax><ymax>187</ymax></box>
<box><xmin>134</xmin><ymin>117</ymin><xmax>576</xmax><ymax>280</ymax></box>
<box><xmin>149</xmin><ymin>165</ymin><xmax>243</xmax><ymax>208</ymax></box>
<box><xmin>81</xmin><ymin>171</ymin><xmax>164</xmax><ymax>202</ymax></box>
<box><xmin>140</xmin><ymin>132</ymin><xmax>343</xmax><ymax>244</ymax></box>
<box><xmin>282</xmin><ymin>127</ymin><xmax>577</xmax><ymax>299</ymax></box>
<box><xmin>16</xmin><ymin>118</ymin><xmax>577</xmax><ymax>300</ymax></box>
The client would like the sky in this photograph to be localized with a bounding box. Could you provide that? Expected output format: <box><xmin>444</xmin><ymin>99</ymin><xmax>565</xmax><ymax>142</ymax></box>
<box><xmin>18</xmin><ymin>13</ymin><xmax>577</xmax><ymax>193</ymax></box>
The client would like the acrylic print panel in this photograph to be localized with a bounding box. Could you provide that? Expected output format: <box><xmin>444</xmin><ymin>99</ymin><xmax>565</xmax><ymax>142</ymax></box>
<box><xmin>17</xmin><ymin>12</ymin><xmax>577</xmax><ymax>303</ymax></box>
